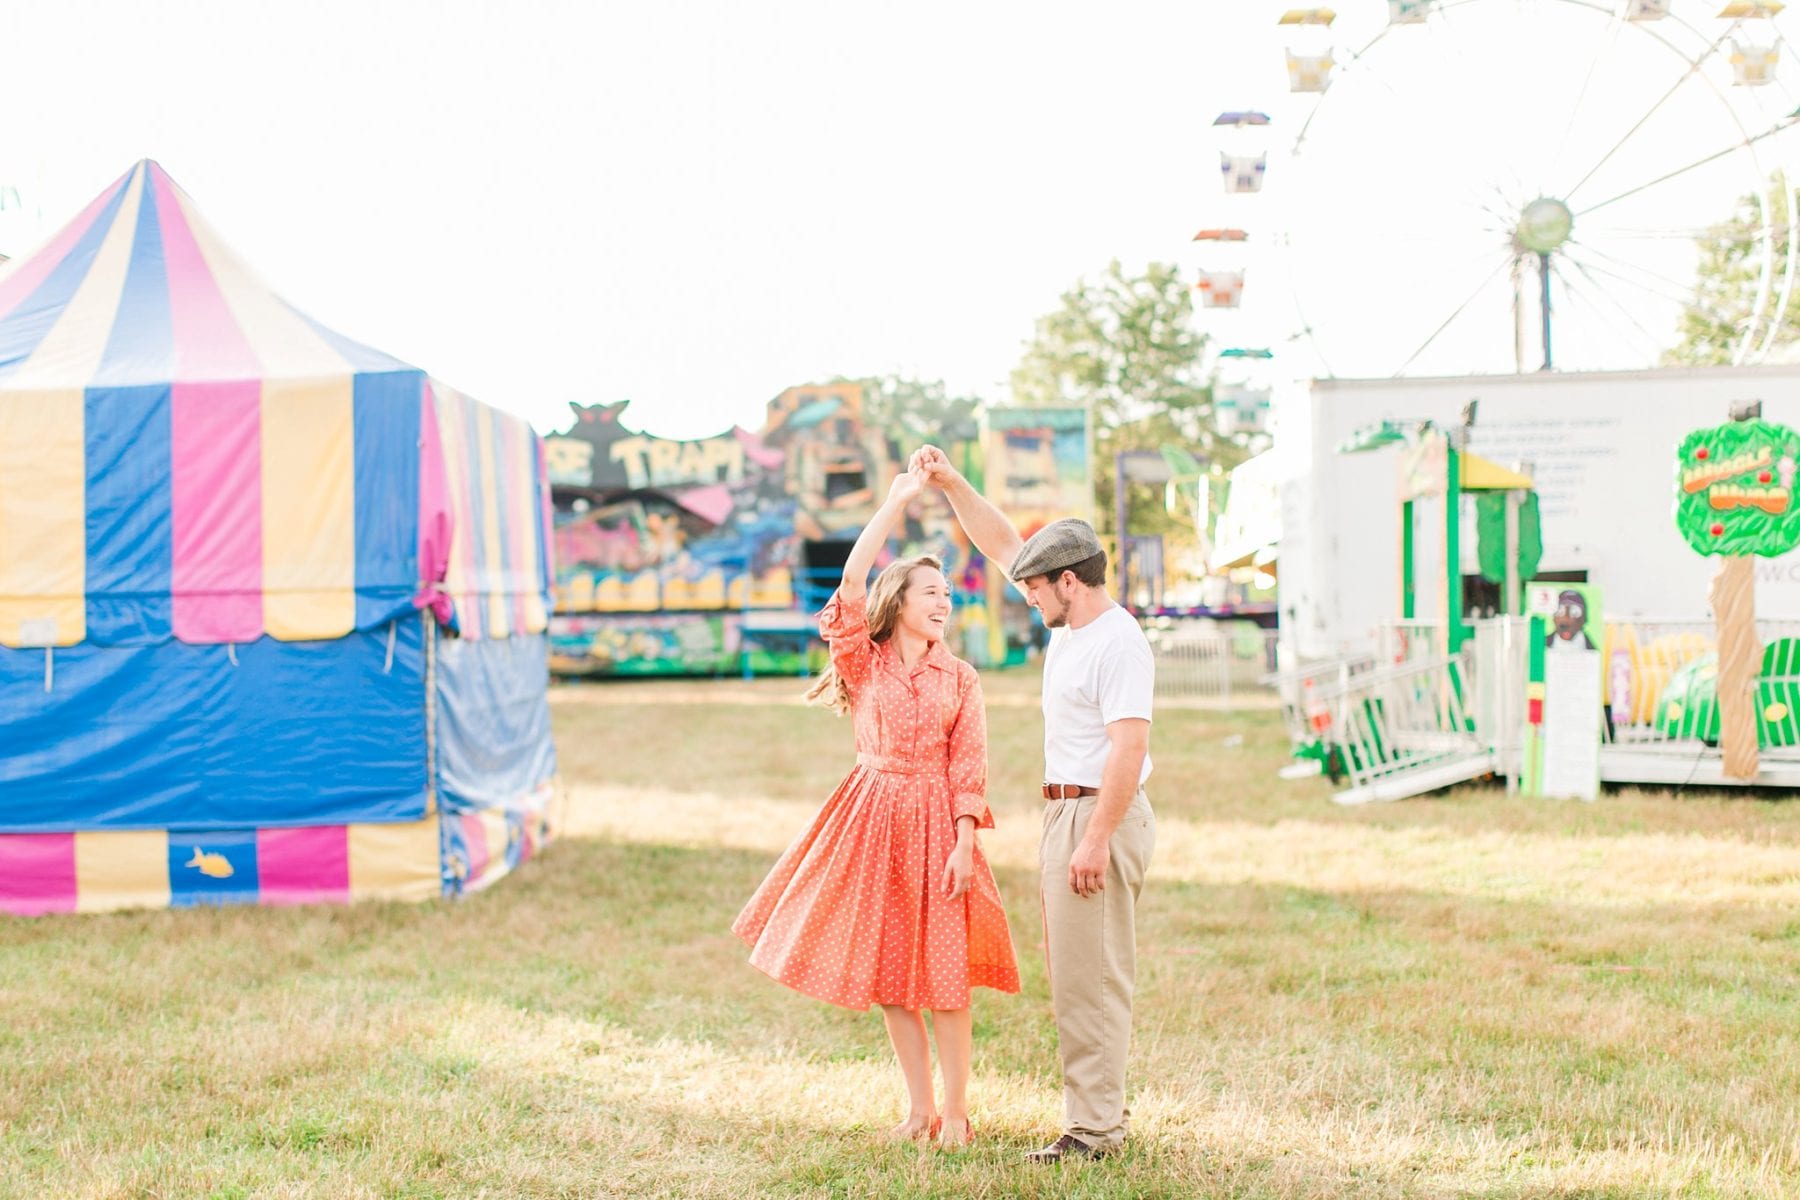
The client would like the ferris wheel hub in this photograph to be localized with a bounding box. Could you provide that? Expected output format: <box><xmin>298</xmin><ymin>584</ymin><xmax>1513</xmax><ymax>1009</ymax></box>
<box><xmin>1516</xmin><ymin>198</ymin><xmax>1575</xmax><ymax>256</ymax></box>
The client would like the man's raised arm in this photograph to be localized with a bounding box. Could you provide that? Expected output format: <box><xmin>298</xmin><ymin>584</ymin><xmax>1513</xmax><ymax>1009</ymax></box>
<box><xmin>910</xmin><ymin>445</ymin><xmax>1026</xmax><ymax>585</ymax></box>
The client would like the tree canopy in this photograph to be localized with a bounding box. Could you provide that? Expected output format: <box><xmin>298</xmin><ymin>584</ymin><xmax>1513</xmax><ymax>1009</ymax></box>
<box><xmin>1010</xmin><ymin>259</ymin><xmax>1234</xmax><ymax>564</ymax></box>
<box><xmin>1668</xmin><ymin>173</ymin><xmax>1800</xmax><ymax>366</ymax></box>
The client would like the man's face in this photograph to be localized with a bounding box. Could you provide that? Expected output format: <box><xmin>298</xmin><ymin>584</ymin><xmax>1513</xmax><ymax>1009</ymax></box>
<box><xmin>1553</xmin><ymin>594</ymin><xmax>1586</xmax><ymax>640</ymax></box>
<box><xmin>1023</xmin><ymin>572</ymin><xmax>1073</xmax><ymax>628</ymax></box>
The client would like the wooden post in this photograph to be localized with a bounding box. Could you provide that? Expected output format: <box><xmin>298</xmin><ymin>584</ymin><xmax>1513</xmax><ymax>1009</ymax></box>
<box><xmin>1711</xmin><ymin>554</ymin><xmax>1761</xmax><ymax>781</ymax></box>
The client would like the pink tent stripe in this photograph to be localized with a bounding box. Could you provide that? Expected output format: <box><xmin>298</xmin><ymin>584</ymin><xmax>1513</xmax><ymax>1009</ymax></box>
<box><xmin>457</xmin><ymin>398</ymin><xmax>486</xmax><ymax>639</ymax></box>
<box><xmin>155</xmin><ymin>167</ymin><xmax>265</xmax><ymax>644</ymax></box>
<box><xmin>501</xmin><ymin>413</ymin><xmax>529</xmax><ymax>635</ymax></box>
<box><xmin>169</xmin><ymin>381</ymin><xmax>263</xmax><ymax>642</ymax></box>
<box><xmin>256</xmin><ymin>826</ymin><xmax>350</xmax><ymax>906</ymax></box>
<box><xmin>435</xmin><ymin>385</ymin><xmax>480</xmax><ymax>637</ymax></box>
<box><xmin>152</xmin><ymin>164</ymin><xmax>261</xmax><ymax>381</ymax></box>
<box><xmin>0</xmin><ymin>169</ymin><xmax>129</xmax><ymax>327</ymax></box>
<box><xmin>415</xmin><ymin>381</ymin><xmax>452</xmax><ymax>624</ymax></box>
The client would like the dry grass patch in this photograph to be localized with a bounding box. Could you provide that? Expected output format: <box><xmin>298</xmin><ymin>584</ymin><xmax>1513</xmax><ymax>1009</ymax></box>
<box><xmin>5</xmin><ymin>667</ymin><xmax>1800</xmax><ymax>1197</ymax></box>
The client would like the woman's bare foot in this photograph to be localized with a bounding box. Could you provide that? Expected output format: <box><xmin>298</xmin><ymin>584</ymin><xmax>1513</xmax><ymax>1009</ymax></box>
<box><xmin>936</xmin><ymin>1115</ymin><xmax>972</xmax><ymax>1149</ymax></box>
<box><xmin>884</xmin><ymin>1113</ymin><xmax>940</xmax><ymax>1143</ymax></box>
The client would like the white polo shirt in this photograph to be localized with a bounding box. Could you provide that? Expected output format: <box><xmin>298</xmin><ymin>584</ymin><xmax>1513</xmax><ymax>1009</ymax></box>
<box><xmin>1041</xmin><ymin>604</ymin><xmax>1154</xmax><ymax>788</ymax></box>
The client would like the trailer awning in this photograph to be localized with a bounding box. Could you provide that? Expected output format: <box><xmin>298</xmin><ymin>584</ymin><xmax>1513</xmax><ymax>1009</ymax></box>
<box><xmin>1461</xmin><ymin>454</ymin><xmax>1534</xmax><ymax>491</ymax></box>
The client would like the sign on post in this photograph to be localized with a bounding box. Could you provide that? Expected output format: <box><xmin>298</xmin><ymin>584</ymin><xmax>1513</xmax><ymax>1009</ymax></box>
<box><xmin>1673</xmin><ymin>416</ymin><xmax>1800</xmax><ymax>781</ymax></box>
<box><xmin>1523</xmin><ymin>582</ymin><xmax>1604</xmax><ymax>800</ymax></box>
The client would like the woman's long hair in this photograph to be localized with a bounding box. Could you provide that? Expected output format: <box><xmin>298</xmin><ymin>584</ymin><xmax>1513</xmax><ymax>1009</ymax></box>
<box><xmin>803</xmin><ymin>554</ymin><xmax>946</xmax><ymax>715</ymax></box>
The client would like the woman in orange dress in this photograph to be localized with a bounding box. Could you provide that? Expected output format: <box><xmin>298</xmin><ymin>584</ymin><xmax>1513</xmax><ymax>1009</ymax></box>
<box><xmin>732</xmin><ymin>468</ymin><xmax>1020</xmax><ymax>1149</ymax></box>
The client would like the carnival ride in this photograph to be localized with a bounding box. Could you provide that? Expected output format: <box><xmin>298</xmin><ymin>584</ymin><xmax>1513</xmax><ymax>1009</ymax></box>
<box><xmin>1193</xmin><ymin>4</ymin><xmax>1800</xmax><ymax>801</ymax></box>
<box><xmin>1199</xmin><ymin>0</ymin><xmax>1800</xmax><ymax>388</ymax></box>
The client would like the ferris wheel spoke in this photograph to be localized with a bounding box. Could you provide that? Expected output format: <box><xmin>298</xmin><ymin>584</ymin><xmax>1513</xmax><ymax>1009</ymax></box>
<box><xmin>1572</xmin><ymin>116</ymin><xmax>1798</xmax><ymax>221</ymax></box>
<box><xmin>1580</xmin><ymin>224</ymin><xmax>1760</xmax><ymax>240</ymax></box>
<box><xmin>1563</xmin><ymin>240</ymin><xmax>1697</xmax><ymax>305</ymax></box>
<box><xmin>1562</xmin><ymin>28</ymin><xmax>1732</xmax><ymax>205</ymax></box>
<box><xmin>1391</xmin><ymin>257</ymin><xmax>1514</xmax><ymax>376</ymax></box>
<box><xmin>1545</xmin><ymin>4</ymin><xmax>1629</xmax><ymax>191</ymax></box>
<box><xmin>1315</xmin><ymin>34</ymin><xmax>1518</xmax><ymax>204</ymax></box>
<box><xmin>1552</xmin><ymin>259</ymin><xmax>1672</xmax><ymax>362</ymax></box>
<box><xmin>1560</xmin><ymin>248</ymin><xmax>1692</xmax><ymax>313</ymax></box>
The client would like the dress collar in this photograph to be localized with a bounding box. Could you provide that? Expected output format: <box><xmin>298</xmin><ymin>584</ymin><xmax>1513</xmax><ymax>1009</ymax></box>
<box><xmin>875</xmin><ymin>637</ymin><xmax>955</xmax><ymax>675</ymax></box>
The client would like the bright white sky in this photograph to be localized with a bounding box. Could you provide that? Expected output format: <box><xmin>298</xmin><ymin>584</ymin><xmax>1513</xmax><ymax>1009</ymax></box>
<box><xmin>0</xmin><ymin>1</ymin><xmax>1795</xmax><ymax>440</ymax></box>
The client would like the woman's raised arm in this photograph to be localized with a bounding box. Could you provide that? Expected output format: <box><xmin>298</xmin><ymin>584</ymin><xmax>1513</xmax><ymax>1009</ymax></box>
<box><xmin>838</xmin><ymin>469</ymin><xmax>925</xmax><ymax>601</ymax></box>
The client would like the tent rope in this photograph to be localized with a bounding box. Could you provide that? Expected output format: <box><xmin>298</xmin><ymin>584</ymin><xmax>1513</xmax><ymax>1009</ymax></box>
<box><xmin>43</xmin><ymin>647</ymin><xmax>52</xmax><ymax>693</ymax></box>
<box><xmin>227</xmin><ymin>643</ymin><xmax>238</xmax><ymax>667</ymax></box>
<box><xmin>384</xmin><ymin>622</ymin><xmax>396</xmax><ymax>674</ymax></box>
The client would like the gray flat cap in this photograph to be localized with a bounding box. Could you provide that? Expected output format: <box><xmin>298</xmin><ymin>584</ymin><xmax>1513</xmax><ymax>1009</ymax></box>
<box><xmin>1009</xmin><ymin>518</ymin><xmax>1104</xmax><ymax>582</ymax></box>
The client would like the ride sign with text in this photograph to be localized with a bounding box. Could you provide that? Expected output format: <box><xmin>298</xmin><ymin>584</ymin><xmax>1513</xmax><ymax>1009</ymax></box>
<box><xmin>1674</xmin><ymin>418</ymin><xmax>1800</xmax><ymax>557</ymax></box>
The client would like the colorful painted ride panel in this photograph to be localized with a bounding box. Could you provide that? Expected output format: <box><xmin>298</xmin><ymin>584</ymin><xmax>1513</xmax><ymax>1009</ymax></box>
<box><xmin>544</xmin><ymin>392</ymin><xmax>1090</xmax><ymax>675</ymax></box>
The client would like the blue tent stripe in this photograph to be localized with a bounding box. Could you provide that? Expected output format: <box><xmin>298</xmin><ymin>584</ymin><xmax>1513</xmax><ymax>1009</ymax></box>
<box><xmin>94</xmin><ymin>169</ymin><xmax>174</xmax><ymax>386</ymax></box>
<box><xmin>0</xmin><ymin>169</ymin><xmax>136</xmax><ymax>378</ymax></box>
<box><xmin>83</xmin><ymin>384</ymin><xmax>173</xmax><ymax>645</ymax></box>
<box><xmin>286</xmin><ymin>301</ymin><xmax>415</xmax><ymax>374</ymax></box>
<box><xmin>532</xmin><ymin>436</ymin><xmax>553</xmax><ymax>605</ymax></box>
<box><xmin>353</xmin><ymin>370</ymin><xmax>426</xmax><ymax>629</ymax></box>
<box><xmin>0</xmin><ymin>621</ymin><xmax>431</xmax><ymax>832</ymax></box>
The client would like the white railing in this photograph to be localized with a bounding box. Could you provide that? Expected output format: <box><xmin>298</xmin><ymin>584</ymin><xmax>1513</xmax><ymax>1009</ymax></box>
<box><xmin>1144</xmin><ymin>619</ymin><xmax>1279</xmax><ymax>702</ymax></box>
<box><xmin>1469</xmin><ymin>617</ymin><xmax>1530</xmax><ymax>786</ymax></box>
<box><xmin>1265</xmin><ymin>651</ymin><xmax>1380</xmax><ymax>750</ymax></box>
<box><xmin>1274</xmin><ymin>614</ymin><xmax>1800</xmax><ymax>799</ymax></box>
<box><xmin>1376</xmin><ymin>619</ymin><xmax>1450</xmax><ymax>666</ymax></box>
<box><xmin>1597</xmin><ymin>618</ymin><xmax>1800</xmax><ymax>759</ymax></box>
<box><xmin>1313</xmin><ymin>654</ymin><xmax>1491</xmax><ymax>803</ymax></box>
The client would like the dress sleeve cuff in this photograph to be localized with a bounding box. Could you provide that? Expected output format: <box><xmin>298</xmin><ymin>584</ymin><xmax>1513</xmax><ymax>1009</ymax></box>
<box><xmin>952</xmin><ymin>792</ymin><xmax>995</xmax><ymax>830</ymax></box>
<box><xmin>818</xmin><ymin>587</ymin><xmax>869</xmax><ymax>640</ymax></box>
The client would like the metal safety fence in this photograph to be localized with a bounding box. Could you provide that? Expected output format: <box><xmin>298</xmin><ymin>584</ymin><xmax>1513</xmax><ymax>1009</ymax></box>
<box><xmin>1143</xmin><ymin>619</ymin><xmax>1280</xmax><ymax>703</ymax></box>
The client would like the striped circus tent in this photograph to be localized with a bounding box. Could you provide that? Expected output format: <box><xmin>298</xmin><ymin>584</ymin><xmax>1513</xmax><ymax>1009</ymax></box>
<box><xmin>0</xmin><ymin>161</ymin><xmax>557</xmax><ymax>915</ymax></box>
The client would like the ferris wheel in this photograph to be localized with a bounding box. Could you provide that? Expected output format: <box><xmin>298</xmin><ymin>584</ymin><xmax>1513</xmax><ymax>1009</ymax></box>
<box><xmin>1201</xmin><ymin>0</ymin><xmax>1800</xmax><ymax>380</ymax></box>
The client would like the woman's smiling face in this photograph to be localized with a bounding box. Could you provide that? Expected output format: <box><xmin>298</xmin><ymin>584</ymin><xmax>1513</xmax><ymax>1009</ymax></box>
<box><xmin>897</xmin><ymin>564</ymin><xmax>952</xmax><ymax>642</ymax></box>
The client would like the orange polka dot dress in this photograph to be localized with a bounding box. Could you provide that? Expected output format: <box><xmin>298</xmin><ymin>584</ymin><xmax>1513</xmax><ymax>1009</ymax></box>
<box><xmin>732</xmin><ymin>588</ymin><xmax>1021</xmax><ymax>1011</ymax></box>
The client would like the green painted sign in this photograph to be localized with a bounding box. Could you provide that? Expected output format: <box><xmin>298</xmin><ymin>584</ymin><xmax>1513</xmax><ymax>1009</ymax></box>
<box><xmin>1674</xmin><ymin>418</ymin><xmax>1800</xmax><ymax>557</ymax></box>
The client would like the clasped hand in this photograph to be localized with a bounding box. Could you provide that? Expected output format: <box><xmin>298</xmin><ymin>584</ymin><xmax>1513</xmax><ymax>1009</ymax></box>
<box><xmin>907</xmin><ymin>445</ymin><xmax>958</xmax><ymax>488</ymax></box>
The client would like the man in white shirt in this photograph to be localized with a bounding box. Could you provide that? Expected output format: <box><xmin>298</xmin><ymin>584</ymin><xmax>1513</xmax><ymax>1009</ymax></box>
<box><xmin>912</xmin><ymin>445</ymin><xmax>1156</xmax><ymax>1163</ymax></box>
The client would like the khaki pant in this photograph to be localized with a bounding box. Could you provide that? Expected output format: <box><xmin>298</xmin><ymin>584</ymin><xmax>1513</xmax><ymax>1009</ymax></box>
<box><xmin>1039</xmin><ymin>789</ymin><xmax>1155</xmax><ymax>1150</ymax></box>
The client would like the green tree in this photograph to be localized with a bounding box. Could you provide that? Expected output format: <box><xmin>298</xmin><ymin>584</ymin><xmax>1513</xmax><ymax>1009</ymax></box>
<box><xmin>835</xmin><ymin>373</ymin><xmax>983</xmax><ymax>447</ymax></box>
<box><xmin>1010</xmin><ymin>259</ymin><xmax>1234</xmax><ymax>571</ymax></box>
<box><xmin>1668</xmin><ymin>173</ymin><xmax>1800</xmax><ymax>365</ymax></box>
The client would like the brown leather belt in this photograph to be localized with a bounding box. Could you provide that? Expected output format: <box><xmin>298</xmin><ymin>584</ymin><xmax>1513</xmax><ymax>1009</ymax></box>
<box><xmin>1042</xmin><ymin>783</ymin><xmax>1100</xmax><ymax>800</ymax></box>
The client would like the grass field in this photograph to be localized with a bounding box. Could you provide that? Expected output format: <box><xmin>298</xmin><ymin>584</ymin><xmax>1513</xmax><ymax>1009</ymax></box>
<box><xmin>6</xmin><ymin>667</ymin><xmax>1800</xmax><ymax>1198</ymax></box>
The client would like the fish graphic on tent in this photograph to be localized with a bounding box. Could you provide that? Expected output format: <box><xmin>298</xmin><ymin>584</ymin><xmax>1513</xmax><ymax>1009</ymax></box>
<box><xmin>1627</xmin><ymin>0</ymin><xmax>1671</xmax><ymax>17</ymax></box>
<box><xmin>0</xmin><ymin>160</ymin><xmax>558</xmax><ymax>916</ymax></box>
<box><xmin>1388</xmin><ymin>0</ymin><xmax>1432</xmax><ymax>21</ymax></box>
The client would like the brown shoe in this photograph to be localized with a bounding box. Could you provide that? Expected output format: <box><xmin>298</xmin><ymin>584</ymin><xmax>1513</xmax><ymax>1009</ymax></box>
<box><xmin>1024</xmin><ymin>1133</ymin><xmax>1108</xmax><ymax>1163</ymax></box>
